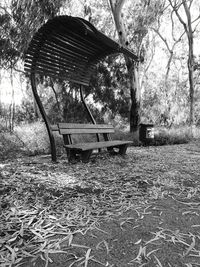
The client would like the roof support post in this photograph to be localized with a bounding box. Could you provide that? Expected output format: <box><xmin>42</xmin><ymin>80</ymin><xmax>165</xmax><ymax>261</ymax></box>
<box><xmin>30</xmin><ymin>73</ymin><xmax>57</xmax><ymax>162</ymax></box>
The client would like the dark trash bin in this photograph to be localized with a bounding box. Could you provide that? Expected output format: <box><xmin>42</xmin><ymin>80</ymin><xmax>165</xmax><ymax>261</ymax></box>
<box><xmin>139</xmin><ymin>123</ymin><xmax>154</xmax><ymax>145</ymax></box>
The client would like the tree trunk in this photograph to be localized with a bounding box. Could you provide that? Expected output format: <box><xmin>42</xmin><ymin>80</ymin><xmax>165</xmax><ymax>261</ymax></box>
<box><xmin>188</xmin><ymin>37</ymin><xmax>194</xmax><ymax>126</ymax></box>
<box><xmin>129</xmin><ymin>63</ymin><xmax>141</xmax><ymax>133</ymax></box>
<box><xmin>9</xmin><ymin>69</ymin><xmax>15</xmax><ymax>132</ymax></box>
<box><xmin>168</xmin><ymin>0</ymin><xmax>195</xmax><ymax>127</ymax></box>
<box><xmin>108</xmin><ymin>0</ymin><xmax>141</xmax><ymax>135</ymax></box>
<box><xmin>184</xmin><ymin>6</ymin><xmax>194</xmax><ymax>126</ymax></box>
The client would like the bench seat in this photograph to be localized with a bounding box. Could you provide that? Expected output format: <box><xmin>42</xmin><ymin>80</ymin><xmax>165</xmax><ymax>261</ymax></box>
<box><xmin>64</xmin><ymin>140</ymin><xmax>133</xmax><ymax>151</ymax></box>
<box><xmin>58</xmin><ymin>123</ymin><xmax>132</xmax><ymax>162</ymax></box>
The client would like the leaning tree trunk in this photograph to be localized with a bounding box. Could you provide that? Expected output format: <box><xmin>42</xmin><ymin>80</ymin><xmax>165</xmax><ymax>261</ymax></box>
<box><xmin>108</xmin><ymin>0</ymin><xmax>141</xmax><ymax>135</ymax></box>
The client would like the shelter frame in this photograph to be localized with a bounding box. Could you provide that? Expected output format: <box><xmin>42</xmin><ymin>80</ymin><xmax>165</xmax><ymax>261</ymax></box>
<box><xmin>25</xmin><ymin>15</ymin><xmax>139</xmax><ymax>161</ymax></box>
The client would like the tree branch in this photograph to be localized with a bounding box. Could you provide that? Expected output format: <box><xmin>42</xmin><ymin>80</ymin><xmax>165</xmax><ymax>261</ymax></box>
<box><xmin>168</xmin><ymin>0</ymin><xmax>188</xmax><ymax>33</ymax></box>
<box><xmin>0</xmin><ymin>6</ymin><xmax>12</xmax><ymax>17</ymax></box>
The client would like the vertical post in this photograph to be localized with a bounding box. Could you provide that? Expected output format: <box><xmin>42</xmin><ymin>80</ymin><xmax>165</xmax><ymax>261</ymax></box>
<box><xmin>30</xmin><ymin>73</ymin><xmax>57</xmax><ymax>162</ymax></box>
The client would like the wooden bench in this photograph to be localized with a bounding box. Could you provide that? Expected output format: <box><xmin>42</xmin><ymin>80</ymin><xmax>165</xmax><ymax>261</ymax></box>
<box><xmin>58</xmin><ymin>123</ymin><xmax>133</xmax><ymax>162</ymax></box>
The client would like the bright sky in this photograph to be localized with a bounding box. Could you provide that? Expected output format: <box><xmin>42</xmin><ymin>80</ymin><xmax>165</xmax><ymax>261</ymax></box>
<box><xmin>0</xmin><ymin>69</ymin><xmax>24</xmax><ymax>105</ymax></box>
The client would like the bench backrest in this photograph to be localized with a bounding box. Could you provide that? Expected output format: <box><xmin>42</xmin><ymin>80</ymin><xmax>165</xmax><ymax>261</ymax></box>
<box><xmin>58</xmin><ymin>123</ymin><xmax>114</xmax><ymax>135</ymax></box>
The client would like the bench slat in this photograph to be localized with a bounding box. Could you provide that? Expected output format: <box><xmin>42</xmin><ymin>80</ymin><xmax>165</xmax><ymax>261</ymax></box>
<box><xmin>58</xmin><ymin>123</ymin><xmax>114</xmax><ymax>129</ymax></box>
<box><xmin>59</xmin><ymin>123</ymin><xmax>114</xmax><ymax>134</ymax></box>
<box><xmin>60</xmin><ymin>128</ymin><xmax>114</xmax><ymax>134</ymax></box>
<box><xmin>64</xmin><ymin>140</ymin><xmax>132</xmax><ymax>151</ymax></box>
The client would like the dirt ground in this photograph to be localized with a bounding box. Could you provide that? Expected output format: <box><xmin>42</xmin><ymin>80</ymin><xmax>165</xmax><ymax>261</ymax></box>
<box><xmin>1</xmin><ymin>141</ymin><xmax>200</xmax><ymax>267</ymax></box>
<box><xmin>26</xmin><ymin>198</ymin><xmax>200</xmax><ymax>267</ymax></box>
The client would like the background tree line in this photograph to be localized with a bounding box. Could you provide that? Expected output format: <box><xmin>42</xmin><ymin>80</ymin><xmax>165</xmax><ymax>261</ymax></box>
<box><xmin>0</xmin><ymin>0</ymin><xmax>200</xmax><ymax>133</ymax></box>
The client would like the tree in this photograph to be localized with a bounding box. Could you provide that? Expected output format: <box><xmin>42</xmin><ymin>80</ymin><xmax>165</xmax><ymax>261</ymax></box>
<box><xmin>168</xmin><ymin>0</ymin><xmax>200</xmax><ymax>126</ymax></box>
<box><xmin>149</xmin><ymin>4</ymin><xmax>185</xmax><ymax>126</ymax></box>
<box><xmin>108</xmin><ymin>0</ymin><xmax>165</xmax><ymax>134</ymax></box>
<box><xmin>108</xmin><ymin>0</ymin><xmax>141</xmax><ymax>135</ymax></box>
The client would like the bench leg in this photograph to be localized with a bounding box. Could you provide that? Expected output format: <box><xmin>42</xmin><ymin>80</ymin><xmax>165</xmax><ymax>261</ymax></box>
<box><xmin>67</xmin><ymin>149</ymin><xmax>78</xmax><ymax>163</ymax></box>
<box><xmin>118</xmin><ymin>144</ymin><xmax>128</xmax><ymax>155</ymax></box>
<box><xmin>107</xmin><ymin>147</ymin><xmax>117</xmax><ymax>155</ymax></box>
<box><xmin>81</xmin><ymin>150</ymin><xmax>92</xmax><ymax>163</ymax></box>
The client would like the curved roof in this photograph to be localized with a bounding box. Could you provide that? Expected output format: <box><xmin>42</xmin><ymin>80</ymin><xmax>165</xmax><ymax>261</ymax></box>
<box><xmin>24</xmin><ymin>15</ymin><xmax>139</xmax><ymax>86</ymax></box>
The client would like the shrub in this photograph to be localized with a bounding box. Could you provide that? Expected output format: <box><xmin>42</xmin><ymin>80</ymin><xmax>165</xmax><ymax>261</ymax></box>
<box><xmin>0</xmin><ymin>133</ymin><xmax>24</xmax><ymax>160</ymax></box>
<box><xmin>14</xmin><ymin>121</ymin><xmax>51</xmax><ymax>155</ymax></box>
<box><xmin>0</xmin><ymin>122</ymin><xmax>199</xmax><ymax>161</ymax></box>
<box><xmin>153</xmin><ymin>126</ymin><xmax>194</xmax><ymax>146</ymax></box>
<box><xmin>112</xmin><ymin>129</ymin><xmax>139</xmax><ymax>146</ymax></box>
<box><xmin>15</xmin><ymin>121</ymin><xmax>65</xmax><ymax>156</ymax></box>
<box><xmin>113</xmin><ymin>125</ymin><xmax>198</xmax><ymax>147</ymax></box>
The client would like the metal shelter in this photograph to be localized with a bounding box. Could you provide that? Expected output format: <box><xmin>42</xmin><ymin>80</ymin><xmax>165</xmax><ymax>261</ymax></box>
<box><xmin>24</xmin><ymin>15</ymin><xmax>139</xmax><ymax>162</ymax></box>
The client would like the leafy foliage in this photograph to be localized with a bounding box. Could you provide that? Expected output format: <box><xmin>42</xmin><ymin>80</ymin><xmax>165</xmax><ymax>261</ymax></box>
<box><xmin>0</xmin><ymin>0</ymin><xmax>65</xmax><ymax>68</ymax></box>
<box><xmin>0</xmin><ymin>0</ymin><xmax>200</xmax><ymax>128</ymax></box>
<box><xmin>123</xmin><ymin>0</ymin><xmax>165</xmax><ymax>54</ymax></box>
<box><xmin>90</xmin><ymin>57</ymin><xmax>130</xmax><ymax>120</ymax></box>
<box><xmin>0</xmin><ymin>12</ymin><xmax>20</xmax><ymax>68</ymax></box>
